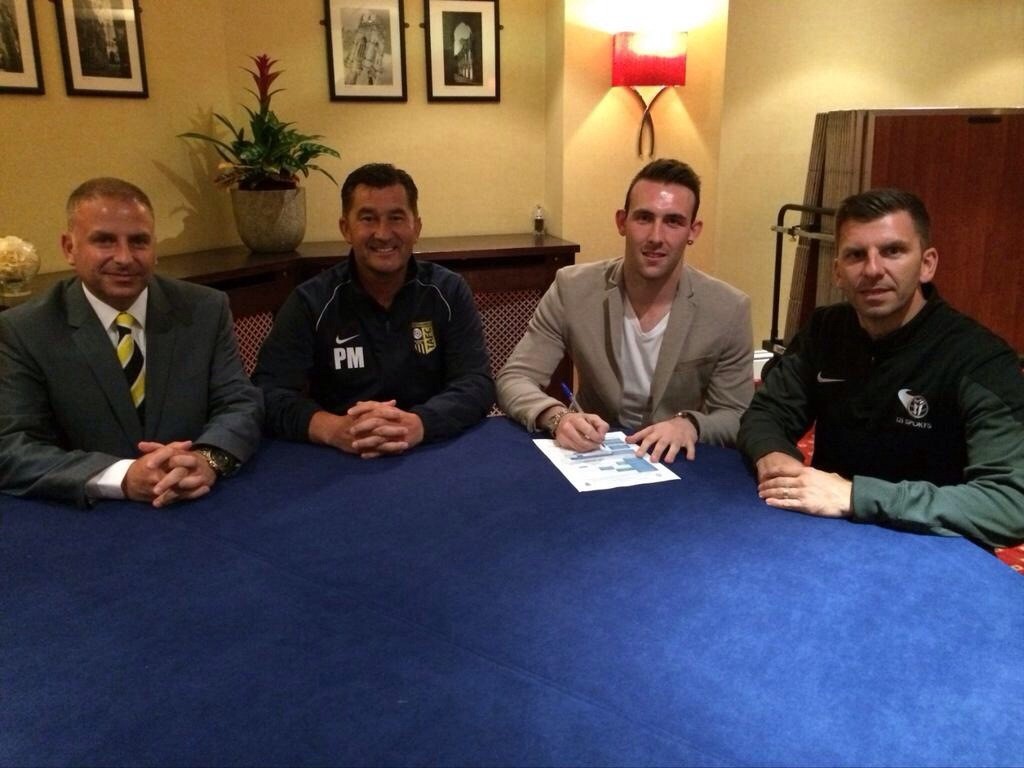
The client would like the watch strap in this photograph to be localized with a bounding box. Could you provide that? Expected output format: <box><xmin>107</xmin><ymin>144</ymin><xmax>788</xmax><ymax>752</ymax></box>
<box><xmin>193</xmin><ymin>445</ymin><xmax>239</xmax><ymax>478</ymax></box>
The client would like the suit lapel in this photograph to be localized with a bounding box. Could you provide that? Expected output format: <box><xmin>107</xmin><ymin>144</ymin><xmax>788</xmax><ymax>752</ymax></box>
<box><xmin>66</xmin><ymin>281</ymin><xmax>144</xmax><ymax>444</ymax></box>
<box><xmin>603</xmin><ymin>261</ymin><xmax>626</xmax><ymax>404</ymax></box>
<box><xmin>649</xmin><ymin>265</ymin><xmax>695</xmax><ymax>409</ymax></box>
<box><xmin>143</xmin><ymin>278</ymin><xmax>181</xmax><ymax>437</ymax></box>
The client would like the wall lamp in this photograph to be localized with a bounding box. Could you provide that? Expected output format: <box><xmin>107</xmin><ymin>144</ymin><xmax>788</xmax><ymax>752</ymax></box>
<box><xmin>611</xmin><ymin>31</ymin><xmax>687</xmax><ymax>157</ymax></box>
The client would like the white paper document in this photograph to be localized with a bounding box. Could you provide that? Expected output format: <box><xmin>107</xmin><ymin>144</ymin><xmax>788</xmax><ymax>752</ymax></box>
<box><xmin>533</xmin><ymin>431</ymin><xmax>680</xmax><ymax>492</ymax></box>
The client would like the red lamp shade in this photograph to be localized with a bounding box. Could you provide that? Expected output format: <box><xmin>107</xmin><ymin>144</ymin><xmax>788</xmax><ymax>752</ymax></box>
<box><xmin>611</xmin><ymin>31</ymin><xmax>687</xmax><ymax>87</ymax></box>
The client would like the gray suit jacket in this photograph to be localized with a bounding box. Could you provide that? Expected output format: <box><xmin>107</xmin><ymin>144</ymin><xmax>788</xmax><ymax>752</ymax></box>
<box><xmin>496</xmin><ymin>259</ymin><xmax>753</xmax><ymax>446</ymax></box>
<box><xmin>0</xmin><ymin>276</ymin><xmax>264</xmax><ymax>505</ymax></box>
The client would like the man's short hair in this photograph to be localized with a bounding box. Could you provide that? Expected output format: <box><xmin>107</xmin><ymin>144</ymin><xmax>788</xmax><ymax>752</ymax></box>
<box><xmin>623</xmin><ymin>158</ymin><xmax>701</xmax><ymax>219</ymax></box>
<box><xmin>66</xmin><ymin>177</ymin><xmax>154</xmax><ymax>228</ymax></box>
<box><xmin>835</xmin><ymin>188</ymin><xmax>932</xmax><ymax>248</ymax></box>
<box><xmin>341</xmin><ymin>163</ymin><xmax>419</xmax><ymax>217</ymax></box>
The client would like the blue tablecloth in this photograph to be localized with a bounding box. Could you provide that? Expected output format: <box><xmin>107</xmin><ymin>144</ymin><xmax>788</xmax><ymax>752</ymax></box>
<box><xmin>2</xmin><ymin>417</ymin><xmax>1022</xmax><ymax>766</ymax></box>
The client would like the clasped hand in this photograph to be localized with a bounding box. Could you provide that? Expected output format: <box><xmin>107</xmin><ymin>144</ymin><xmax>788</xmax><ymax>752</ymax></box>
<box><xmin>755</xmin><ymin>451</ymin><xmax>852</xmax><ymax>517</ymax></box>
<box><xmin>312</xmin><ymin>400</ymin><xmax>424</xmax><ymax>458</ymax></box>
<box><xmin>123</xmin><ymin>440</ymin><xmax>217</xmax><ymax>508</ymax></box>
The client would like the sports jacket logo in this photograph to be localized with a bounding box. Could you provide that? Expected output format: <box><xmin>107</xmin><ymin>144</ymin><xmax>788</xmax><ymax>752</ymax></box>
<box><xmin>897</xmin><ymin>388</ymin><xmax>929</xmax><ymax>419</ymax></box>
<box><xmin>333</xmin><ymin>332</ymin><xmax>364</xmax><ymax>370</ymax></box>
<box><xmin>411</xmin><ymin>321</ymin><xmax>436</xmax><ymax>355</ymax></box>
<box><xmin>817</xmin><ymin>372</ymin><xmax>846</xmax><ymax>383</ymax></box>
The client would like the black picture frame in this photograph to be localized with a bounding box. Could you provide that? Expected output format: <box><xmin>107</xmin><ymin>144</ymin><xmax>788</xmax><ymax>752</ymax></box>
<box><xmin>0</xmin><ymin>0</ymin><xmax>44</xmax><ymax>94</ymax></box>
<box><xmin>424</xmin><ymin>0</ymin><xmax>499</xmax><ymax>102</ymax></box>
<box><xmin>325</xmin><ymin>0</ymin><xmax>408</xmax><ymax>101</ymax></box>
<box><xmin>54</xmin><ymin>0</ymin><xmax>147</xmax><ymax>97</ymax></box>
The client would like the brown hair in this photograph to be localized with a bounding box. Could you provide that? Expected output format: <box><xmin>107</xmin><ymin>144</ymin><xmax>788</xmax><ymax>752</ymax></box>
<box><xmin>623</xmin><ymin>158</ymin><xmax>701</xmax><ymax>218</ymax></box>
<box><xmin>341</xmin><ymin>163</ymin><xmax>419</xmax><ymax>216</ymax></box>
<box><xmin>66</xmin><ymin>177</ymin><xmax>154</xmax><ymax>228</ymax></box>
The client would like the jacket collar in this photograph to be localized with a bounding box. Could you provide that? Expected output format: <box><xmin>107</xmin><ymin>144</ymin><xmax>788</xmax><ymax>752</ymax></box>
<box><xmin>865</xmin><ymin>282</ymin><xmax>944</xmax><ymax>354</ymax></box>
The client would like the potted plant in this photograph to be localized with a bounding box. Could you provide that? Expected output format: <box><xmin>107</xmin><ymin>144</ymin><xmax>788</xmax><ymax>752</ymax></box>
<box><xmin>180</xmin><ymin>54</ymin><xmax>340</xmax><ymax>252</ymax></box>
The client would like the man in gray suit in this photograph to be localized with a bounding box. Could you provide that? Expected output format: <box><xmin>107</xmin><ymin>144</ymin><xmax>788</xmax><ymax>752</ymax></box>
<box><xmin>497</xmin><ymin>159</ymin><xmax>753</xmax><ymax>462</ymax></box>
<box><xmin>0</xmin><ymin>177</ymin><xmax>263</xmax><ymax>507</ymax></box>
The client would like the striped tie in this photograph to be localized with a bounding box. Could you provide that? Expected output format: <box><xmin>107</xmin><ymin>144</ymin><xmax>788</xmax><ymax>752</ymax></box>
<box><xmin>115</xmin><ymin>312</ymin><xmax>145</xmax><ymax>416</ymax></box>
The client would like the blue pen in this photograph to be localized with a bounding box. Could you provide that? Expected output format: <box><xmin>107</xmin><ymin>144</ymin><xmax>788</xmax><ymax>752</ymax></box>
<box><xmin>560</xmin><ymin>382</ymin><xmax>582</xmax><ymax>413</ymax></box>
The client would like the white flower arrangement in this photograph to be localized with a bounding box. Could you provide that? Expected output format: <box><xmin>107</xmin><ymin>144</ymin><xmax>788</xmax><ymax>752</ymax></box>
<box><xmin>0</xmin><ymin>235</ymin><xmax>41</xmax><ymax>296</ymax></box>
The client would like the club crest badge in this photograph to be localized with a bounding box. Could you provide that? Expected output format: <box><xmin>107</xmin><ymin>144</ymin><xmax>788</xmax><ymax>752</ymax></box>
<box><xmin>411</xmin><ymin>321</ymin><xmax>436</xmax><ymax>355</ymax></box>
<box><xmin>897</xmin><ymin>388</ymin><xmax>929</xmax><ymax>419</ymax></box>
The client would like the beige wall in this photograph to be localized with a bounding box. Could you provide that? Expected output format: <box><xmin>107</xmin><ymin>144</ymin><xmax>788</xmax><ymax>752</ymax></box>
<box><xmin>2</xmin><ymin>0</ymin><xmax>548</xmax><ymax>273</ymax></box>
<box><xmin>5</xmin><ymin>0</ymin><xmax>1023</xmax><ymax>350</ymax></box>
<box><xmin>1</xmin><ymin>1</ymin><xmax>233</xmax><ymax>269</ymax></box>
<box><xmin>714</xmin><ymin>0</ymin><xmax>1024</xmax><ymax>345</ymax></box>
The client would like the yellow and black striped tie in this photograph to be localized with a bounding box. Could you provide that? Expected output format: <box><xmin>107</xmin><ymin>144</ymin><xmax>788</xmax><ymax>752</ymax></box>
<box><xmin>115</xmin><ymin>312</ymin><xmax>145</xmax><ymax>416</ymax></box>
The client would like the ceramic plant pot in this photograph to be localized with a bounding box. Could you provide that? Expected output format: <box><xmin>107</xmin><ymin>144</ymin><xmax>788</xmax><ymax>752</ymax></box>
<box><xmin>230</xmin><ymin>187</ymin><xmax>306</xmax><ymax>253</ymax></box>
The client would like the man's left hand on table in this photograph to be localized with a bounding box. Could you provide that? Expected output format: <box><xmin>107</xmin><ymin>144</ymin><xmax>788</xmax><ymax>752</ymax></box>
<box><xmin>626</xmin><ymin>413</ymin><xmax>699</xmax><ymax>463</ymax></box>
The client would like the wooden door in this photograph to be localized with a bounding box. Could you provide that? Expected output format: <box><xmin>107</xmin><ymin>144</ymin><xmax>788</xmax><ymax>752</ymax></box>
<box><xmin>866</xmin><ymin>110</ymin><xmax>1024</xmax><ymax>353</ymax></box>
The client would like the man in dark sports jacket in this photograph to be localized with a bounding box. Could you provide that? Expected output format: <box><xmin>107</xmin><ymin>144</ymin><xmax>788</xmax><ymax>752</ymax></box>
<box><xmin>253</xmin><ymin>163</ymin><xmax>494</xmax><ymax>458</ymax></box>
<box><xmin>738</xmin><ymin>188</ymin><xmax>1024</xmax><ymax>548</ymax></box>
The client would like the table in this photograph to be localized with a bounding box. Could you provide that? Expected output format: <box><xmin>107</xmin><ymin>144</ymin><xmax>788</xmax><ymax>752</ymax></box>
<box><xmin>2</xmin><ymin>418</ymin><xmax>1022</xmax><ymax>766</ymax></box>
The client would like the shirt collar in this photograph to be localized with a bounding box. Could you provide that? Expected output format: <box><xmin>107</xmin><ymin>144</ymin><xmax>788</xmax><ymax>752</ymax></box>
<box><xmin>82</xmin><ymin>284</ymin><xmax>149</xmax><ymax>332</ymax></box>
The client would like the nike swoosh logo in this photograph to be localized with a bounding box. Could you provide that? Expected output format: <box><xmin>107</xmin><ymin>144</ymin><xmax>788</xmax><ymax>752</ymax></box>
<box><xmin>817</xmin><ymin>373</ymin><xmax>846</xmax><ymax>383</ymax></box>
<box><xmin>335</xmin><ymin>334</ymin><xmax>359</xmax><ymax>345</ymax></box>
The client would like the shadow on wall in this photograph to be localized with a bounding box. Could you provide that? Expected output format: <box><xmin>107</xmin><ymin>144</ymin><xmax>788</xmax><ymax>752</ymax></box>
<box><xmin>155</xmin><ymin>109</ymin><xmax>238</xmax><ymax>255</ymax></box>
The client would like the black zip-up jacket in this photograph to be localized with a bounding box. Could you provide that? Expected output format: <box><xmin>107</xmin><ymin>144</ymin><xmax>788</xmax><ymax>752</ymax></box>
<box><xmin>738</xmin><ymin>286</ymin><xmax>1024</xmax><ymax>548</ymax></box>
<box><xmin>253</xmin><ymin>256</ymin><xmax>494</xmax><ymax>443</ymax></box>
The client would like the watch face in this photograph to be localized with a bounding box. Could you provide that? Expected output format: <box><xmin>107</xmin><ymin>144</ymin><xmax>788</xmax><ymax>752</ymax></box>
<box><xmin>195</xmin><ymin>447</ymin><xmax>230</xmax><ymax>476</ymax></box>
<box><xmin>206</xmin><ymin>448</ymin><xmax>238</xmax><ymax>477</ymax></box>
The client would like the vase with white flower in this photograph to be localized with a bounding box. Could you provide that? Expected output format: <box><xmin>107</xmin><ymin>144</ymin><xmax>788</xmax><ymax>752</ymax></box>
<box><xmin>0</xmin><ymin>236</ymin><xmax>41</xmax><ymax>297</ymax></box>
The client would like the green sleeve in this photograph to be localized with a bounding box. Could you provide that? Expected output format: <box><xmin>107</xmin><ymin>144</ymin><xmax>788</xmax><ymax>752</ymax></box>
<box><xmin>851</xmin><ymin>376</ymin><xmax>1024</xmax><ymax>549</ymax></box>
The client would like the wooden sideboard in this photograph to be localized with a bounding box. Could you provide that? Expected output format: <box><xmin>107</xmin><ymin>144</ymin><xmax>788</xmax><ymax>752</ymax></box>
<box><xmin>5</xmin><ymin>234</ymin><xmax>579</xmax><ymax>387</ymax></box>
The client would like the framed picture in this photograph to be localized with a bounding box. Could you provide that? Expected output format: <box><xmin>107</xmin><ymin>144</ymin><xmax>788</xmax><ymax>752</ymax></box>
<box><xmin>325</xmin><ymin>0</ymin><xmax>407</xmax><ymax>101</ymax></box>
<box><xmin>0</xmin><ymin>0</ymin><xmax>44</xmax><ymax>94</ymax></box>
<box><xmin>424</xmin><ymin>0</ymin><xmax>499</xmax><ymax>102</ymax></box>
<box><xmin>54</xmin><ymin>0</ymin><xmax>147</xmax><ymax>97</ymax></box>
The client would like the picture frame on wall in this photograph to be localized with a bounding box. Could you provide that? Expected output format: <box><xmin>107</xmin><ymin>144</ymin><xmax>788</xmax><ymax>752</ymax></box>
<box><xmin>0</xmin><ymin>0</ymin><xmax>45</xmax><ymax>94</ymax></box>
<box><xmin>424</xmin><ymin>0</ymin><xmax>499</xmax><ymax>102</ymax></box>
<box><xmin>325</xmin><ymin>0</ymin><xmax>407</xmax><ymax>101</ymax></box>
<box><xmin>54</xmin><ymin>0</ymin><xmax>147</xmax><ymax>97</ymax></box>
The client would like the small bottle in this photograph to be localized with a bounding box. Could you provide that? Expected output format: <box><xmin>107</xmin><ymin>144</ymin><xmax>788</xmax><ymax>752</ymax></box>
<box><xmin>533</xmin><ymin>204</ymin><xmax>545</xmax><ymax>234</ymax></box>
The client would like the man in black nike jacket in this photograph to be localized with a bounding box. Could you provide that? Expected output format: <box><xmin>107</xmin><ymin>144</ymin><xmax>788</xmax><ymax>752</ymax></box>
<box><xmin>738</xmin><ymin>188</ymin><xmax>1024</xmax><ymax>548</ymax></box>
<box><xmin>253</xmin><ymin>163</ymin><xmax>494</xmax><ymax>458</ymax></box>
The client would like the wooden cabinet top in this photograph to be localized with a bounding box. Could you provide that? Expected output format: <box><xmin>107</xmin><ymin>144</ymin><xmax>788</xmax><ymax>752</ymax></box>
<box><xmin>4</xmin><ymin>234</ymin><xmax>580</xmax><ymax>306</ymax></box>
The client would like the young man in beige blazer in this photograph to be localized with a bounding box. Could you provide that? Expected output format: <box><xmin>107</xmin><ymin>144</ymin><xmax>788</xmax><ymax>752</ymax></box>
<box><xmin>496</xmin><ymin>159</ymin><xmax>753</xmax><ymax>462</ymax></box>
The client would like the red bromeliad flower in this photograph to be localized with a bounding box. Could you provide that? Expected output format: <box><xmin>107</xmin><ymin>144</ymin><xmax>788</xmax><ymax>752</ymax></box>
<box><xmin>245</xmin><ymin>54</ymin><xmax>281</xmax><ymax>114</ymax></box>
<box><xmin>179</xmin><ymin>53</ymin><xmax>340</xmax><ymax>190</ymax></box>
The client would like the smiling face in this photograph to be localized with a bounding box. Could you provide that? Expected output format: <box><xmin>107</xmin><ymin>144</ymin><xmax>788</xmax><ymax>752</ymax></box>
<box><xmin>616</xmin><ymin>180</ymin><xmax>702</xmax><ymax>287</ymax></box>
<box><xmin>833</xmin><ymin>210</ymin><xmax>938</xmax><ymax>339</ymax></box>
<box><xmin>339</xmin><ymin>183</ymin><xmax>422</xmax><ymax>286</ymax></box>
<box><xmin>62</xmin><ymin>195</ymin><xmax>156</xmax><ymax>311</ymax></box>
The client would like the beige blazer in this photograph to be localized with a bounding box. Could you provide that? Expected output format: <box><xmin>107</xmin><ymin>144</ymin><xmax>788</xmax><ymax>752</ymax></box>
<box><xmin>496</xmin><ymin>258</ymin><xmax>753</xmax><ymax>446</ymax></box>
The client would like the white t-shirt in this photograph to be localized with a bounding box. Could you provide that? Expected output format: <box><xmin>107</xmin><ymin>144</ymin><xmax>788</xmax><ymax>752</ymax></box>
<box><xmin>617</xmin><ymin>300</ymin><xmax>669</xmax><ymax>430</ymax></box>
